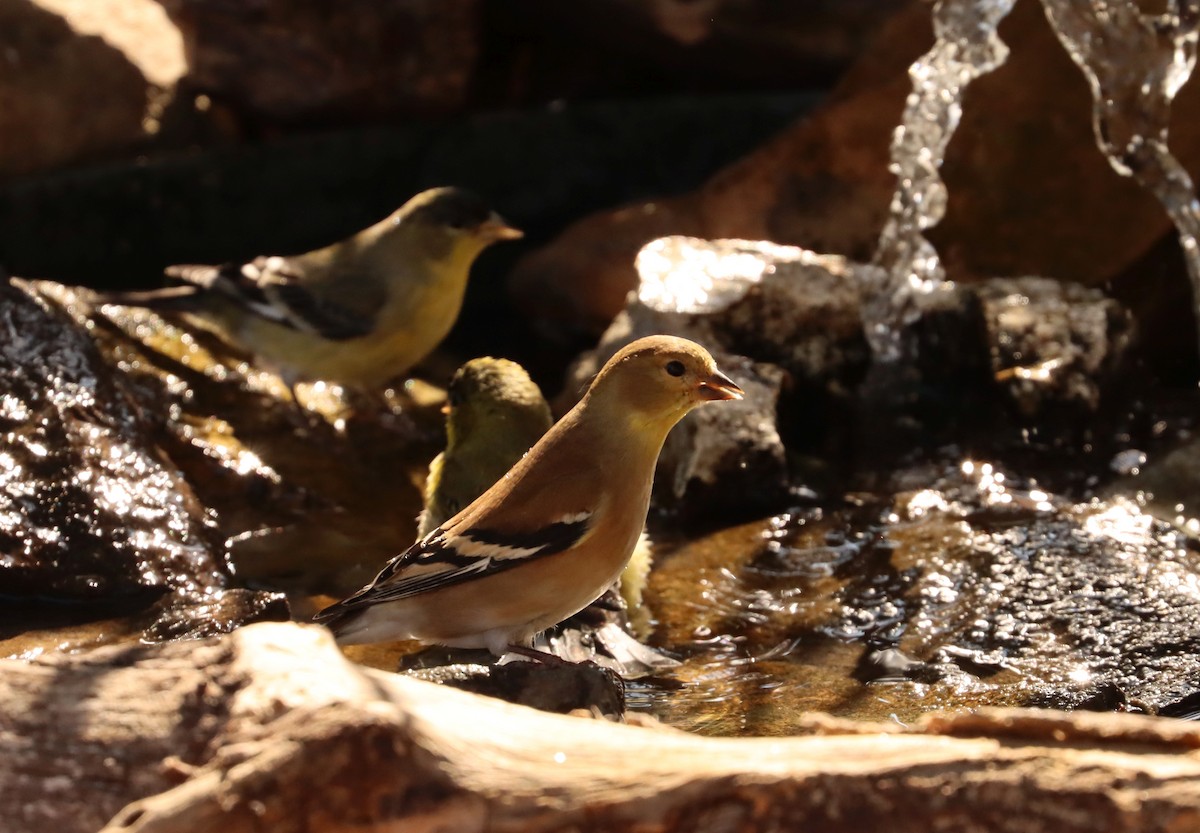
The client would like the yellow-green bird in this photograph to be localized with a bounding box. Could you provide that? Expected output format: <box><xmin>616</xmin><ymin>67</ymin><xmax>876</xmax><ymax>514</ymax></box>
<box><xmin>103</xmin><ymin>187</ymin><xmax>522</xmax><ymax>389</ymax></box>
<box><xmin>418</xmin><ymin>357</ymin><xmax>554</xmax><ymax>539</ymax></box>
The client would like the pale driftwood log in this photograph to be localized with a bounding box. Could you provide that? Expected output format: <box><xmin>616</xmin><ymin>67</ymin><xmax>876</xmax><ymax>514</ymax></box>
<box><xmin>3</xmin><ymin>624</ymin><xmax>1200</xmax><ymax>833</ymax></box>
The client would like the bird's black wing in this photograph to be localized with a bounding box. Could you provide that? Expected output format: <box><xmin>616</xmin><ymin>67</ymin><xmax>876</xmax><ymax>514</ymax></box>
<box><xmin>168</xmin><ymin>257</ymin><xmax>378</xmax><ymax>341</ymax></box>
<box><xmin>263</xmin><ymin>280</ymin><xmax>377</xmax><ymax>341</ymax></box>
<box><xmin>313</xmin><ymin>514</ymin><xmax>593</xmax><ymax>620</ymax></box>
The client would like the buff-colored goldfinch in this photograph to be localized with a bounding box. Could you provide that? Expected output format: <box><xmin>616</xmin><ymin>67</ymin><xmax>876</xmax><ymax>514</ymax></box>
<box><xmin>418</xmin><ymin>355</ymin><xmax>656</xmax><ymax>635</ymax></box>
<box><xmin>418</xmin><ymin>357</ymin><xmax>553</xmax><ymax>538</ymax></box>
<box><xmin>315</xmin><ymin>335</ymin><xmax>744</xmax><ymax>654</ymax></box>
<box><xmin>101</xmin><ymin>187</ymin><xmax>522</xmax><ymax>389</ymax></box>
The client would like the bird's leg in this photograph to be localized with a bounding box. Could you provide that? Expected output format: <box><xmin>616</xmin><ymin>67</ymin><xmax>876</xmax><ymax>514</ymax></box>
<box><xmin>279</xmin><ymin>377</ymin><xmax>328</xmax><ymax>435</ymax></box>
<box><xmin>504</xmin><ymin>644</ymin><xmax>579</xmax><ymax>666</ymax></box>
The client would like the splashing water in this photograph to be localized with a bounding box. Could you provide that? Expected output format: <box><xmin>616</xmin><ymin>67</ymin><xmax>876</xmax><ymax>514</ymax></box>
<box><xmin>867</xmin><ymin>0</ymin><xmax>1018</xmax><ymax>361</ymax></box>
<box><xmin>1039</xmin><ymin>0</ymin><xmax>1200</xmax><ymax>355</ymax></box>
<box><xmin>871</xmin><ymin>0</ymin><xmax>1200</xmax><ymax>363</ymax></box>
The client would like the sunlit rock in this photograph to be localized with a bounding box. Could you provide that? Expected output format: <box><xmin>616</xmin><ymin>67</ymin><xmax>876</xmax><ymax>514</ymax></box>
<box><xmin>0</xmin><ymin>0</ymin><xmax>186</xmax><ymax>178</ymax></box>
<box><xmin>0</xmin><ymin>277</ymin><xmax>284</xmax><ymax>637</ymax></box>
<box><xmin>563</xmin><ymin>237</ymin><xmax>873</xmax><ymax>518</ymax></box>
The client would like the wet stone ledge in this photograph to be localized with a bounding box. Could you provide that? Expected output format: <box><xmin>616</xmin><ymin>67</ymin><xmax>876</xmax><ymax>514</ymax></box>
<box><xmin>0</xmin><ymin>277</ymin><xmax>285</xmax><ymax>639</ymax></box>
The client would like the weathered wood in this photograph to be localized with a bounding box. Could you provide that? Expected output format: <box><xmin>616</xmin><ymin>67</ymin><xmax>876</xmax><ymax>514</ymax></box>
<box><xmin>3</xmin><ymin>623</ymin><xmax>1200</xmax><ymax>833</ymax></box>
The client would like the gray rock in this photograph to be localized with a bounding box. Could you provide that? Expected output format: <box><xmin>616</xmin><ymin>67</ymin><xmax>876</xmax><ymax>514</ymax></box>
<box><xmin>977</xmin><ymin>277</ymin><xmax>1135</xmax><ymax>415</ymax></box>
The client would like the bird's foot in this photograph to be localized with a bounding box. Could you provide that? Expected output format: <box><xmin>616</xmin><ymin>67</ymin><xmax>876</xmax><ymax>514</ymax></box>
<box><xmin>503</xmin><ymin>644</ymin><xmax>582</xmax><ymax>667</ymax></box>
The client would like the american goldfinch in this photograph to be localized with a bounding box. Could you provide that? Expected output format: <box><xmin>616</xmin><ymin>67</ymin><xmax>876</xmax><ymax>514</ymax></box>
<box><xmin>314</xmin><ymin>334</ymin><xmax>744</xmax><ymax>654</ymax></box>
<box><xmin>418</xmin><ymin>357</ymin><xmax>554</xmax><ymax>538</ymax></box>
<box><xmin>102</xmin><ymin>187</ymin><xmax>522</xmax><ymax>389</ymax></box>
<box><xmin>417</xmin><ymin>355</ymin><xmax>657</xmax><ymax>644</ymax></box>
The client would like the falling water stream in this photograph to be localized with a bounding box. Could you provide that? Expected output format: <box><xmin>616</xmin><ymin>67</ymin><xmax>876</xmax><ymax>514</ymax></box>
<box><xmin>1042</xmin><ymin>0</ymin><xmax>1200</xmax><ymax>351</ymax></box>
<box><xmin>868</xmin><ymin>0</ymin><xmax>1200</xmax><ymax>363</ymax></box>
<box><xmin>866</xmin><ymin>0</ymin><xmax>1016</xmax><ymax>361</ymax></box>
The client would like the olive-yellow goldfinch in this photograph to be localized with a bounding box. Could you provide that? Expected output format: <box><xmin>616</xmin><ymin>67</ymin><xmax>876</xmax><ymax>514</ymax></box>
<box><xmin>418</xmin><ymin>357</ymin><xmax>553</xmax><ymax>538</ymax></box>
<box><xmin>315</xmin><ymin>335</ymin><xmax>744</xmax><ymax>654</ymax></box>
<box><xmin>103</xmin><ymin>187</ymin><xmax>522</xmax><ymax>388</ymax></box>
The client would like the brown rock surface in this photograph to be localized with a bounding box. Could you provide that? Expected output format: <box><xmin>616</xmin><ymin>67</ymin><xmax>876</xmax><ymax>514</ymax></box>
<box><xmin>0</xmin><ymin>0</ymin><xmax>185</xmax><ymax>178</ymax></box>
<box><xmin>474</xmin><ymin>0</ymin><xmax>908</xmax><ymax>105</ymax></box>
<box><xmin>4</xmin><ymin>622</ymin><xmax>1200</xmax><ymax>833</ymax></box>
<box><xmin>158</xmin><ymin>0</ymin><xmax>480</xmax><ymax>123</ymax></box>
<box><xmin>1</xmin><ymin>0</ymin><xmax>906</xmax><ymax>182</ymax></box>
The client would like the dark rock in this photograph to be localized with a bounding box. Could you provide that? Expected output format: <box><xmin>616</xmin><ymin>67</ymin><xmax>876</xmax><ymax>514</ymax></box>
<box><xmin>0</xmin><ymin>277</ymin><xmax>284</xmax><ymax>636</ymax></box>
<box><xmin>476</xmin><ymin>0</ymin><xmax>909</xmax><ymax>105</ymax></box>
<box><xmin>979</xmin><ymin>277</ymin><xmax>1136</xmax><ymax>416</ymax></box>
<box><xmin>853</xmin><ymin>646</ymin><xmax>927</xmax><ymax>683</ymax></box>
<box><xmin>161</xmin><ymin>0</ymin><xmax>479</xmax><ymax>124</ymax></box>
<box><xmin>407</xmin><ymin>659</ymin><xmax>626</xmax><ymax>718</ymax></box>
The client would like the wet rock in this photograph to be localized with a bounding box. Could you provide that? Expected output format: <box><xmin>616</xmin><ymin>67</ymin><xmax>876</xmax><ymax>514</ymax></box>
<box><xmin>407</xmin><ymin>659</ymin><xmax>626</xmax><ymax>718</ymax></box>
<box><xmin>1108</xmin><ymin>432</ymin><xmax>1200</xmax><ymax>525</ymax></box>
<box><xmin>0</xmin><ymin>0</ymin><xmax>187</xmax><ymax>179</ymax></box>
<box><xmin>32</xmin><ymin>279</ymin><xmax>444</xmax><ymax>599</ymax></box>
<box><xmin>564</xmin><ymin>237</ymin><xmax>1137</xmax><ymax>519</ymax></box>
<box><xmin>0</xmin><ymin>278</ymin><xmax>284</xmax><ymax>636</ymax></box>
<box><xmin>641</xmin><ymin>456</ymin><xmax>1200</xmax><ymax>734</ymax></box>
<box><xmin>979</xmin><ymin>277</ymin><xmax>1136</xmax><ymax>416</ymax></box>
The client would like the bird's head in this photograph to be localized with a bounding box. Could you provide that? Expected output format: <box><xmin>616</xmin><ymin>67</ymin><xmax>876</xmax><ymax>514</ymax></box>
<box><xmin>587</xmin><ymin>335</ymin><xmax>744</xmax><ymax>435</ymax></box>
<box><xmin>444</xmin><ymin>357</ymin><xmax>553</xmax><ymax>449</ymax></box>
<box><xmin>391</xmin><ymin>187</ymin><xmax>523</xmax><ymax>261</ymax></box>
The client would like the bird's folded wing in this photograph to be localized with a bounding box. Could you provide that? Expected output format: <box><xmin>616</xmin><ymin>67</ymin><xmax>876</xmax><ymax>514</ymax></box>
<box><xmin>166</xmin><ymin>258</ymin><xmax>380</xmax><ymax>341</ymax></box>
<box><xmin>261</xmin><ymin>280</ymin><xmax>378</xmax><ymax>340</ymax></box>
<box><xmin>315</xmin><ymin>513</ymin><xmax>593</xmax><ymax>616</ymax></box>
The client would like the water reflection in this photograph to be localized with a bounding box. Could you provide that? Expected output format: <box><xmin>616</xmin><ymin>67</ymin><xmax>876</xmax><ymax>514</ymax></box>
<box><xmin>633</xmin><ymin>455</ymin><xmax>1200</xmax><ymax>735</ymax></box>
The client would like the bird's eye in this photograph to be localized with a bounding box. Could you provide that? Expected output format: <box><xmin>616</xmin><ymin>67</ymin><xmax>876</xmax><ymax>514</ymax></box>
<box><xmin>447</xmin><ymin>387</ymin><xmax>464</xmax><ymax>407</ymax></box>
<box><xmin>665</xmin><ymin>360</ymin><xmax>685</xmax><ymax>377</ymax></box>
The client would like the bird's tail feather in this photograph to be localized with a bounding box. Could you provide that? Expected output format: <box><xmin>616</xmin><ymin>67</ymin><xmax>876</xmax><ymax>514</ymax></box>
<box><xmin>96</xmin><ymin>285</ymin><xmax>203</xmax><ymax>312</ymax></box>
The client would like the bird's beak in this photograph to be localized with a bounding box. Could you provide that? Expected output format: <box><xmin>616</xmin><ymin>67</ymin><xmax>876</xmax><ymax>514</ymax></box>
<box><xmin>697</xmin><ymin>369</ymin><xmax>744</xmax><ymax>401</ymax></box>
<box><xmin>478</xmin><ymin>211</ymin><xmax>524</xmax><ymax>242</ymax></box>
